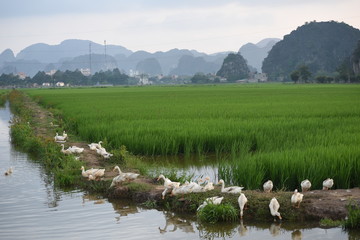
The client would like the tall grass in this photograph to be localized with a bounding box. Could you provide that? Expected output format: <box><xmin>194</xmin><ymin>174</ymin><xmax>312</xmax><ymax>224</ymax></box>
<box><xmin>23</xmin><ymin>84</ymin><xmax>360</xmax><ymax>189</ymax></box>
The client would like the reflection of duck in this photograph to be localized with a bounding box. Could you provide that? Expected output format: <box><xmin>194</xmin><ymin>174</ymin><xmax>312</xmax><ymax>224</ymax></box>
<box><xmin>4</xmin><ymin>167</ymin><xmax>13</xmax><ymax>176</ymax></box>
<box><xmin>269</xmin><ymin>223</ymin><xmax>281</xmax><ymax>236</ymax></box>
<box><xmin>291</xmin><ymin>230</ymin><xmax>302</xmax><ymax>240</ymax></box>
<box><xmin>269</xmin><ymin>197</ymin><xmax>282</xmax><ymax>221</ymax></box>
<box><xmin>263</xmin><ymin>180</ymin><xmax>273</xmax><ymax>193</ymax></box>
<box><xmin>218</xmin><ymin>179</ymin><xmax>243</xmax><ymax>194</ymax></box>
<box><xmin>159</xmin><ymin>211</ymin><xmax>195</xmax><ymax>234</ymax></box>
<box><xmin>238</xmin><ymin>219</ymin><xmax>248</xmax><ymax>236</ymax></box>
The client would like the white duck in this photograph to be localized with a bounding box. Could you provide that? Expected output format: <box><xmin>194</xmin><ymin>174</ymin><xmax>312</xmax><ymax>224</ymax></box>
<box><xmin>322</xmin><ymin>178</ymin><xmax>334</xmax><ymax>190</ymax></box>
<box><xmin>62</xmin><ymin>131</ymin><xmax>68</xmax><ymax>140</ymax></box>
<box><xmin>4</xmin><ymin>167</ymin><xmax>13</xmax><ymax>176</ymax></box>
<box><xmin>92</xmin><ymin>169</ymin><xmax>105</xmax><ymax>180</ymax></box>
<box><xmin>170</xmin><ymin>184</ymin><xmax>193</xmax><ymax>196</ymax></box>
<box><xmin>54</xmin><ymin>132</ymin><xmax>66</xmax><ymax>142</ymax></box>
<box><xmin>88</xmin><ymin>141</ymin><xmax>103</xmax><ymax>150</ymax></box>
<box><xmin>60</xmin><ymin>144</ymin><xmax>72</xmax><ymax>155</ymax></box>
<box><xmin>263</xmin><ymin>180</ymin><xmax>273</xmax><ymax>193</ymax></box>
<box><xmin>203</xmin><ymin>181</ymin><xmax>214</xmax><ymax>191</ymax></box>
<box><xmin>218</xmin><ymin>179</ymin><xmax>244</xmax><ymax>194</ymax></box>
<box><xmin>197</xmin><ymin>196</ymin><xmax>224</xmax><ymax>211</ymax></box>
<box><xmin>291</xmin><ymin>189</ymin><xmax>304</xmax><ymax>208</ymax></box>
<box><xmin>109</xmin><ymin>174</ymin><xmax>127</xmax><ymax>188</ymax></box>
<box><xmin>157</xmin><ymin>174</ymin><xmax>181</xmax><ymax>188</ymax></box>
<box><xmin>113</xmin><ymin>166</ymin><xmax>139</xmax><ymax>181</ymax></box>
<box><xmin>81</xmin><ymin>166</ymin><xmax>100</xmax><ymax>178</ymax></box>
<box><xmin>68</xmin><ymin>146</ymin><xmax>84</xmax><ymax>154</ymax></box>
<box><xmin>269</xmin><ymin>197</ymin><xmax>282</xmax><ymax>221</ymax></box>
<box><xmin>238</xmin><ymin>193</ymin><xmax>248</xmax><ymax>219</ymax></box>
<box><xmin>301</xmin><ymin>179</ymin><xmax>311</xmax><ymax>192</ymax></box>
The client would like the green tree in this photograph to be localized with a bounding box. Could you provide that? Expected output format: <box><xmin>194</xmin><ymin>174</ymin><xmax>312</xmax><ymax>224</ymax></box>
<box><xmin>290</xmin><ymin>71</ymin><xmax>300</xmax><ymax>83</ymax></box>
<box><xmin>298</xmin><ymin>65</ymin><xmax>312</xmax><ymax>83</ymax></box>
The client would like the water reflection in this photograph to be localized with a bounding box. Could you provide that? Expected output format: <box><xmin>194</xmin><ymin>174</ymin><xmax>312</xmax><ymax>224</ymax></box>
<box><xmin>291</xmin><ymin>229</ymin><xmax>302</xmax><ymax>240</ymax></box>
<box><xmin>238</xmin><ymin>220</ymin><xmax>248</xmax><ymax>236</ymax></box>
<box><xmin>158</xmin><ymin>211</ymin><xmax>195</xmax><ymax>234</ymax></box>
<box><xmin>269</xmin><ymin>222</ymin><xmax>282</xmax><ymax>236</ymax></box>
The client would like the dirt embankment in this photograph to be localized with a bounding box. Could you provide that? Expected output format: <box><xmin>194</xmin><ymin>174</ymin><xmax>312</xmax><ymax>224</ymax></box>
<box><xmin>20</xmin><ymin>94</ymin><xmax>360</xmax><ymax>221</ymax></box>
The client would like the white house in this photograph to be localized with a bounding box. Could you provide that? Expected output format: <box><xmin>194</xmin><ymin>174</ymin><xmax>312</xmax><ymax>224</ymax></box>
<box><xmin>56</xmin><ymin>82</ymin><xmax>65</xmax><ymax>87</ymax></box>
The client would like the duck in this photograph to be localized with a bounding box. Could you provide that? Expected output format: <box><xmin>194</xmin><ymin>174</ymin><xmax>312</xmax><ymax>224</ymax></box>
<box><xmin>291</xmin><ymin>189</ymin><xmax>304</xmax><ymax>208</ymax></box>
<box><xmin>186</xmin><ymin>181</ymin><xmax>204</xmax><ymax>193</ymax></box>
<box><xmin>4</xmin><ymin>167</ymin><xmax>13</xmax><ymax>176</ymax></box>
<box><xmin>197</xmin><ymin>196</ymin><xmax>224</xmax><ymax>211</ymax></box>
<box><xmin>238</xmin><ymin>193</ymin><xmax>248</xmax><ymax>219</ymax></box>
<box><xmin>92</xmin><ymin>168</ymin><xmax>105</xmax><ymax>180</ymax></box>
<box><xmin>269</xmin><ymin>197</ymin><xmax>282</xmax><ymax>221</ymax></box>
<box><xmin>50</xmin><ymin>122</ymin><xmax>59</xmax><ymax>127</ymax></box>
<box><xmin>54</xmin><ymin>132</ymin><xmax>66</xmax><ymax>142</ymax></box>
<box><xmin>62</xmin><ymin>131</ymin><xmax>68</xmax><ymax>140</ymax></box>
<box><xmin>157</xmin><ymin>174</ymin><xmax>180</xmax><ymax>189</ymax></box>
<box><xmin>322</xmin><ymin>178</ymin><xmax>334</xmax><ymax>190</ymax></box>
<box><xmin>170</xmin><ymin>184</ymin><xmax>193</xmax><ymax>196</ymax></box>
<box><xmin>203</xmin><ymin>181</ymin><xmax>214</xmax><ymax>191</ymax></box>
<box><xmin>218</xmin><ymin>179</ymin><xmax>244</xmax><ymax>194</ymax></box>
<box><xmin>113</xmin><ymin>166</ymin><xmax>139</xmax><ymax>181</ymax></box>
<box><xmin>81</xmin><ymin>166</ymin><xmax>100</xmax><ymax>178</ymax></box>
<box><xmin>88</xmin><ymin>141</ymin><xmax>103</xmax><ymax>150</ymax></box>
<box><xmin>88</xmin><ymin>174</ymin><xmax>96</xmax><ymax>181</ymax></box>
<box><xmin>301</xmin><ymin>179</ymin><xmax>311</xmax><ymax>192</ymax></box>
<box><xmin>68</xmin><ymin>146</ymin><xmax>84</xmax><ymax>154</ymax></box>
<box><xmin>263</xmin><ymin>180</ymin><xmax>273</xmax><ymax>193</ymax></box>
<box><xmin>109</xmin><ymin>174</ymin><xmax>127</xmax><ymax>188</ymax></box>
<box><xmin>60</xmin><ymin>144</ymin><xmax>72</xmax><ymax>155</ymax></box>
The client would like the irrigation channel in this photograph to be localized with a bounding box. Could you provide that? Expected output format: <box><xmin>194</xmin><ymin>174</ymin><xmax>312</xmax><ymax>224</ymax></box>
<box><xmin>0</xmin><ymin>102</ymin><xmax>357</xmax><ymax>240</ymax></box>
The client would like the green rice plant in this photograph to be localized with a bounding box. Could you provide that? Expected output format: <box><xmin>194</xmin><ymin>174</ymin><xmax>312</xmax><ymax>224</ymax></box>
<box><xmin>197</xmin><ymin>203</ymin><xmax>238</xmax><ymax>224</ymax></box>
<box><xmin>22</xmin><ymin>84</ymin><xmax>360</xmax><ymax>190</ymax></box>
<box><xmin>344</xmin><ymin>202</ymin><xmax>360</xmax><ymax>229</ymax></box>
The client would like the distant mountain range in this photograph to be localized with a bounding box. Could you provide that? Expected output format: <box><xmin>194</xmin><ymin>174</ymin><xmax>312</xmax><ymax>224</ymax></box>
<box><xmin>0</xmin><ymin>38</ymin><xmax>277</xmax><ymax>77</ymax></box>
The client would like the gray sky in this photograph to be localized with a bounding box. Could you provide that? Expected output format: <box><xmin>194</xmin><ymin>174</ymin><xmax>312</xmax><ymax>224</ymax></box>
<box><xmin>1</xmin><ymin>0</ymin><xmax>359</xmax><ymax>55</ymax></box>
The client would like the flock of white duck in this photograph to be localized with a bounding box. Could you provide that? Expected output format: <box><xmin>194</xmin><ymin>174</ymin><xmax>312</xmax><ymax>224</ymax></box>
<box><xmin>50</xmin><ymin>128</ymin><xmax>337</xmax><ymax>220</ymax></box>
<box><xmin>157</xmin><ymin>175</ymin><xmax>334</xmax><ymax>221</ymax></box>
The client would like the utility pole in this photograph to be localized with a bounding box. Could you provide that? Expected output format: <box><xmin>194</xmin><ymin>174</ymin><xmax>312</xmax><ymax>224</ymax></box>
<box><xmin>104</xmin><ymin>40</ymin><xmax>107</xmax><ymax>70</ymax></box>
<box><xmin>89</xmin><ymin>42</ymin><xmax>92</xmax><ymax>75</ymax></box>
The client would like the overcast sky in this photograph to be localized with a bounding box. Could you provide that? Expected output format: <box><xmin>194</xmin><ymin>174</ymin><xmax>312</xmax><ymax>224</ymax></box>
<box><xmin>1</xmin><ymin>0</ymin><xmax>359</xmax><ymax>55</ymax></box>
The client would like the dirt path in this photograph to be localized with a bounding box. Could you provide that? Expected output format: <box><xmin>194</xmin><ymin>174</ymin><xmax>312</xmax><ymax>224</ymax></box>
<box><xmin>21</xmin><ymin>93</ymin><xmax>360</xmax><ymax>221</ymax></box>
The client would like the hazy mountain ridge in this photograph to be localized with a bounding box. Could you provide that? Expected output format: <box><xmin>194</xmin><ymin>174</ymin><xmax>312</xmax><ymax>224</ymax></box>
<box><xmin>0</xmin><ymin>39</ymin><xmax>229</xmax><ymax>77</ymax></box>
<box><xmin>239</xmin><ymin>38</ymin><xmax>280</xmax><ymax>72</ymax></box>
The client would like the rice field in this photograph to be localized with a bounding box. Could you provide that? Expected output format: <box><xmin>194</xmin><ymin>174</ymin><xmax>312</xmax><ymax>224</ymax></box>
<box><xmin>24</xmin><ymin>84</ymin><xmax>360</xmax><ymax>190</ymax></box>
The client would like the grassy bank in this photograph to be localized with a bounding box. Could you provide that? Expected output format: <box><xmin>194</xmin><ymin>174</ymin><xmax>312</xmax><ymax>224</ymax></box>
<box><xmin>23</xmin><ymin>84</ymin><xmax>360</xmax><ymax>190</ymax></box>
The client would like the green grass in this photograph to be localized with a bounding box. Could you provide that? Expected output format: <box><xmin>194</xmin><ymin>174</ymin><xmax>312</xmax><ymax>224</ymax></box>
<box><xmin>23</xmin><ymin>84</ymin><xmax>360</xmax><ymax>190</ymax></box>
<box><xmin>344</xmin><ymin>202</ymin><xmax>360</xmax><ymax>229</ymax></box>
<box><xmin>197</xmin><ymin>203</ymin><xmax>238</xmax><ymax>224</ymax></box>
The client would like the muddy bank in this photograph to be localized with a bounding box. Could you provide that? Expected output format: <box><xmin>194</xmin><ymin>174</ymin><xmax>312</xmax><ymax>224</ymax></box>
<box><xmin>8</xmin><ymin>90</ymin><xmax>360</xmax><ymax>222</ymax></box>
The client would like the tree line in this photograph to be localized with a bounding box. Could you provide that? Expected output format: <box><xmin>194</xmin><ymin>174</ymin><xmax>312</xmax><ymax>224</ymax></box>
<box><xmin>0</xmin><ymin>69</ymin><xmax>130</xmax><ymax>87</ymax></box>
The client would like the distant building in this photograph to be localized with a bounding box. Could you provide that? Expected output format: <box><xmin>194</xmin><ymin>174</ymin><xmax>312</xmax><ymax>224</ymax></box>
<box><xmin>254</xmin><ymin>73</ymin><xmax>268</xmax><ymax>82</ymax></box>
<box><xmin>16</xmin><ymin>72</ymin><xmax>27</xmax><ymax>80</ymax></box>
<box><xmin>42</xmin><ymin>82</ymin><xmax>51</xmax><ymax>87</ymax></box>
<box><xmin>138</xmin><ymin>75</ymin><xmax>152</xmax><ymax>85</ymax></box>
<box><xmin>45</xmin><ymin>69</ymin><xmax>57</xmax><ymax>76</ymax></box>
<box><xmin>55</xmin><ymin>82</ymin><xmax>65</xmax><ymax>87</ymax></box>
<box><xmin>80</xmin><ymin>68</ymin><xmax>91</xmax><ymax>76</ymax></box>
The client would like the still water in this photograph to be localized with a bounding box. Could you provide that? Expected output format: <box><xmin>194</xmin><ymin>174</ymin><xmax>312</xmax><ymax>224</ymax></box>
<box><xmin>0</xmin><ymin>103</ymin><xmax>354</xmax><ymax>239</ymax></box>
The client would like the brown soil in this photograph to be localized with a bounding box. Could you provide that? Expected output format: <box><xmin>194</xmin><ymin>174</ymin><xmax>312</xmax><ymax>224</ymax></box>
<box><xmin>22</xmin><ymin>94</ymin><xmax>360</xmax><ymax>221</ymax></box>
